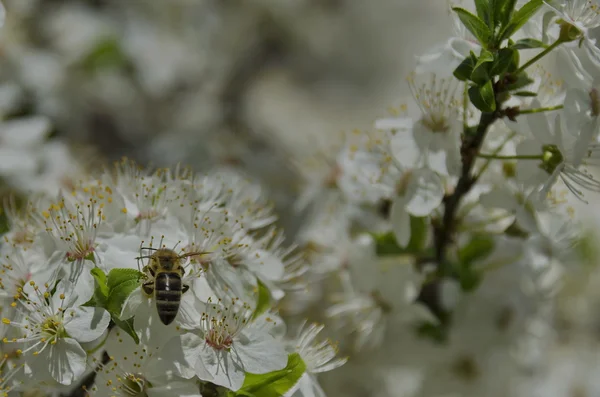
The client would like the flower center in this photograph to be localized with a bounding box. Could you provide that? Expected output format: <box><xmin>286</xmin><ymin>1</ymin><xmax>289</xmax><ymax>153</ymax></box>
<box><xmin>421</xmin><ymin>116</ymin><xmax>450</xmax><ymax>134</ymax></box>
<box><xmin>11</xmin><ymin>230</ymin><xmax>34</xmax><ymax>246</ymax></box>
<box><xmin>540</xmin><ymin>144</ymin><xmax>565</xmax><ymax>174</ymax></box>
<box><xmin>119</xmin><ymin>373</ymin><xmax>149</xmax><ymax>397</ymax></box>
<box><xmin>408</xmin><ymin>72</ymin><xmax>459</xmax><ymax>135</ymax></box>
<box><xmin>562</xmin><ymin>0</ymin><xmax>600</xmax><ymax>28</ymax></box>
<box><xmin>135</xmin><ymin>209</ymin><xmax>160</xmax><ymax>222</ymax></box>
<box><xmin>205</xmin><ymin>328</ymin><xmax>234</xmax><ymax>351</ymax></box>
<box><xmin>66</xmin><ymin>241</ymin><xmax>95</xmax><ymax>261</ymax></box>
<box><xmin>41</xmin><ymin>316</ymin><xmax>65</xmax><ymax>340</ymax></box>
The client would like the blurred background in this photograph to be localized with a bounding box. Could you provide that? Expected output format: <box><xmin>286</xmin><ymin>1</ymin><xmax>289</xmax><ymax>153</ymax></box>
<box><xmin>0</xmin><ymin>0</ymin><xmax>451</xmax><ymax>234</ymax></box>
<box><xmin>5</xmin><ymin>2</ymin><xmax>600</xmax><ymax>397</ymax></box>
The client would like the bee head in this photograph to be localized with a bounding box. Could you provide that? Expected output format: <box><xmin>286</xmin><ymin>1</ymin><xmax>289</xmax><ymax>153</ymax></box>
<box><xmin>152</xmin><ymin>248</ymin><xmax>181</xmax><ymax>271</ymax></box>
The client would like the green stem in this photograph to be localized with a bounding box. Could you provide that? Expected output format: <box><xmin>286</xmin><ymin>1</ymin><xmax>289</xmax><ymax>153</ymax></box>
<box><xmin>463</xmin><ymin>83</ymin><xmax>469</xmax><ymax>129</ymax></box>
<box><xmin>476</xmin><ymin>153</ymin><xmax>543</xmax><ymax>160</ymax></box>
<box><xmin>475</xmin><ymin>131</ymin><xmax>516</xmax><ymax>179</ymax></box>
<box><xmin>519</xmin><ymin>104</ymin><xmax>563</xmax><ymax>114</ymax></box>
<box><xmin>517</xmin><ymin>39</ymin><xmax>564</xmax><ymax>73</ymax></box>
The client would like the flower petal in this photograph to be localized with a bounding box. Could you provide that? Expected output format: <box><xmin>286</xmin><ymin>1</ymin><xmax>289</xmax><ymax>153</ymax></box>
<box><xmin>404</xmin><ymin>168</ymin><xmax>444</xmax><ymax>216</ymax></box>
<box><xmin>64</xmin><ymin>307</ymin><xmax>111</xmax><ymax>343</ymax></box>
<box><xmin>120</xmin><ymin>286</ymin><xmax>143</xmax><ymax>320</ymax></box>
<box><xmin>148</xmin><ymin>381</ymin><xmax>203</xmax><ymax>397</ymax></box>
<box><xmin>161</xmin><ymin>333</ymin><xmax>201</xmax><ymax>379</ymax></box>
<box><xmin>389</xmin><ymin>127</ymin><xmax>421</xmax><ymax>169</ymax></box>
<box><xmin>0</xmin><ymin>115</ymin><xmax>51</xmax><ymax>147</ymax></box>
<box><xmin>48</xmin><ymin>338</ymin><xmax>87</xmax><ymax>386</ymax></box>
<box><xmin>199</xmin><ymin>346</ymin><xmax>245</xmax><ymax>391</ymax></box>
<box><xmin>390</xmin><ymin>196</ymin><xmax>411</xmax><ymax>248</ymax></box>
<box><xmin>247</xmin><ymin>249</ymin><xmax>284</xmax><ymax>281</ymax></box>
<box><xmin>234</xmin><ymin>332</ymin><xmax>288</xmax><ymax>375</ymax></box>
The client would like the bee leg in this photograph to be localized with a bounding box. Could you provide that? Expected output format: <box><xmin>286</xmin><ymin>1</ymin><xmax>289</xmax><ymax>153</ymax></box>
<box><xmin>182</xmin><ymin>284</ymin><xmax>190</xmax><ymax>294</ymax></box>
<box><xmin>142</xmin><ymin>282</ymin><xmax>154</xmax><ymax>296</ymax></box>
<box><xmin>142</xmin><ymin>265</ymin><xmax>156</xmax><ymax>277</ymax></box>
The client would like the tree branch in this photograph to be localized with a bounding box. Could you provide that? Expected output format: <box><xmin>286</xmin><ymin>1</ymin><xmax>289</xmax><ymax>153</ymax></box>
<box><xmin>434</xmin><ymin>111</ymin><xmax>498</xmax><ymax>273</ymax></box>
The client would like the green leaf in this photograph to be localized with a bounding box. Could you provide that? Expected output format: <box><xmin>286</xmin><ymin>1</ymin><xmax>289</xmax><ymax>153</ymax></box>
<box><xmin>457</xmin><ymin>264</ymin><xmax>483</xmax><ymax>291</ymax></box>
<box><xmin>458</xmin><ymin>234</ymin><xmax>495</xmax><ymax>265</ymax></box>
<box><xmin>372</xmin><ymin>231</ymin><xmax>402</xmax><ymax>256</ymax></box>
<box><xmin>91</xmin><ymin>267</ymin><xmax>109</xmax><ymax>306</ymax></box>
<box><xmin>80</xmin><ymin>37</ymin><xmax>129</xmax><ymax>72</ymax></box>
<box><xmin>494</xmin><ymin>0</ymin><xmax>518</xmax><ymax>31</ymax></box>
<box><xmin>490</xmin><ymin>48</ymin><xmax>518</xmax><ymax>76</ymax></box>
<box><xmin>452</xmin><ymin>7</ymin><xmax>493</xmax><ymax>46</ymax></box>
<box><xmin>512</xmin><ymin>38</ymin><xmax>547</xmax><ymax>49</ymax></box>
<box><xmin>506</xmin><ymin>72</ymin><xmax>534</xmax><ymax>91</ymax></box>
<box><xmin>499</xmin><ymin>0</ymin><xmax>543</xmax><ymax>41</ymax></box>
<box><xmin>514</xmin><ymin>90</ymin><xmax>538</xmax><ymax>96</ymax></box>
<box><xmin>475</xmin><ymin>0</ymin><xmax>493</xmax><ymax>28</ymax></box>
<box><xmin>471</xmin><ymin>50</ymin><xmax>494</xmax><ymax>84</ymax></box>
<box><xmin>107</xmin><ymin>279</ymin><xmax>140</xmax><ymax>316</ymax></box>
<box><xmin>468</xmin><ymin>80</ymin><xmax>496</xmax><ymax>112</ymax></box>
<box><xmin>372</xmin><ymin>216</ymin><xmax>429</xmax><ymax>256</ymax></box>
<box><xmin>406</xmin><ymin>216</ymin><xmax>428</xmax><ymax>253</ymax></box>
<box><xmin>253</xmin><ymin>279</ymin><xmax>271</xmax><ymax>320</ymax></box>
<box><xmin>453</xmin><ymin>52</ymin><xmax>478</xmax><ymax>81</ymax></box>
<box><xmin>238</xmin><ymin>353</ymin><xmax>306</xmax><ymax>397</ymax></box>
<box><xmin>415</xmin><ymin>320</ymin><xmax>449</xmax><ymax>344</ymax></box>
<box><xmin>107</xmin><ymin>268</ymin><xmax>144</xmax><ymax>291</ymax></box>
<box><xmin>111</xmin><ymin>316</ymin><xmax>140</xmax><ymax>344</ymax></box>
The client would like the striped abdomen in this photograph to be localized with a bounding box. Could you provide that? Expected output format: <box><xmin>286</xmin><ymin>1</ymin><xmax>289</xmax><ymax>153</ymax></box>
<box><xmin>155</xmin><ymin>272</ymin><xmax>182</xmax><ymax>325</ymax></box>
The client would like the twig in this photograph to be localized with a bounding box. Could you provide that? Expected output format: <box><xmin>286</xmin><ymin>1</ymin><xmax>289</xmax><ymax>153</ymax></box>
<box><xmin>434</xmin><ymin>111</ymin><xmax>498</xmax><ymax>274</ymax></box>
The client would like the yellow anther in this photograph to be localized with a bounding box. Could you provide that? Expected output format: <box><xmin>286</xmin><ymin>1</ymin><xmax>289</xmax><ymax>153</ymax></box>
<box><xmin>1</xmin><ymin>319</ymin><xmax>10</xmax><ymax>325</ymax></box>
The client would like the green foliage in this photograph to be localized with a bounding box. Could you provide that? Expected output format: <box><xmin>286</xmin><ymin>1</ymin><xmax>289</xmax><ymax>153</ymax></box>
<box><xmin>453</xmin><ymin>7</ymin><xmax>492</xmax><ymax>46</ymax></box>
<box><xmin>458</xmin><ymin>234</ymin><xmax>495</xmax><ymax>265</ymax></box>
<box><xmin>90</xmin><ymin>267</ymin><xmax>144</xmax><ymax>344</ymax></box>
<box><xmin>452</xmin><ymin>0</ymin><xmax>547</xmax><ymax>113</ymax></box>
<box><xmin>471</xmin><ymin>49</ymin><xmax>494</xmax><ymax>84</ymax></box>
<box><xmin>512</xmin><ymin>38</ymin><xmax>547</xmax><ymax>49</ymax></box>
<box><xmin>468</xmin><ymin>80</ymin><xmax>496</xmax><ymax>112</ymax></box>
<box><xmin>455</xmin><ymin>234</ymin><xmax>495</xmax><ymax>292</ymax></box>
<box><xmin>80</xmin><ymin>37</ymin><xmax>129</xmax><ymax>72</ymax></box>
<box><xmin>372</xmin><ymin>216</ymin><xmax>429</xmax><ymax>256</ymax></box>
<box><xmin>494</xmin><ymin>0</ymin><xmax>519</xmax><ymax>32</ymax></box>
<box><xmin>231</xmin><ymin>353</ymin><xmax>307</xmax><ymax>397</ymax></box>
<box><xmin>498</xmin><ymin>0</ymin><xmax>544</xmax><ymax>41</ymax></box>
<box><xmin>513</xmin><ymin>91</ymin><xmax>538</xmax><ymax>97</ymax></box>
<box><xmin>252</xmin><ymin>279</ymin><xmax>271</xmax><ymax>320</ymax></box>
<box><xmin>489</xmin><ymin>48</ymin><xmax>518</xmax><ymax>75</ymax></box>
<box><xmin>453</xmin><ymin>52</ymin><xmax>478</xmax><ymax>81</ymax></box>
<box><xmin>90</xmin><ymin>267</ymin><xmax>109</xmax><ymax>307</ymax></box>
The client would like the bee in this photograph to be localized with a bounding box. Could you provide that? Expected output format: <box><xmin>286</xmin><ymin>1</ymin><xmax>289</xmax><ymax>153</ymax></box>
<box><xmin>137</xmin><ymin>247</ymin><xmax>206</xmax><ymax>325</ymax></box>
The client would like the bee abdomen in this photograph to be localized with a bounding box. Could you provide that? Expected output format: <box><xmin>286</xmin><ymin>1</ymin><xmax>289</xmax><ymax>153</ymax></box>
<box><xmin>155</xmin><ymin>273</ymin><xmax>182</xmax><ymax>325</ymax></box>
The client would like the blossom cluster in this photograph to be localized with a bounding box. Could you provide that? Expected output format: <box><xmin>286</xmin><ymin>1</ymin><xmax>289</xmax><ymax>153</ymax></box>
<box><xmin>282</xmin><ymin>0</ymin><xmax>600</xmax><ymax>396</ymax></box>
<box><xmin>5</xmin><ymin>0</ymin><xmax>600</xmax><ymax>397</ymax></box>
<box><xmin>0</xmin><ymin>156</ymin><xmax>348</xmax><ymax>396</ymax></box>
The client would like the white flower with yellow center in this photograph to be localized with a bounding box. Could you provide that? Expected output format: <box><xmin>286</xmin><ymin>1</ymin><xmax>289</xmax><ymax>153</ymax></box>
<box><xmin>514</xmin><ymin>107</ymin><xmax>600</xmax><ymax>202</ymax></box>
<box><xmin>168</xmin><ymin>298</ymin><xmax>288</xmax><ymax>391</ymax></box>
<box><xmin>89</xmin><ymin>328</ymin><xmax>201</xmax><ymax>397</ymax></box>
<box><xmin>103</xmin><ymin>159</ymin><xmax>172</xmax><ymax>235</ymax></box>
<box><xmin>545</xmin><ymin>1</ymin><xmax>600</xmax><ymax>37</ymax></box>
<box><xmin>376</xmin><ymin>72</ymin><xmax>462</xmax><ymax>177</ymax></box>
<box><xmin>2</xmin><ymin>280</ymin><xmax>110</xmax><ymax>385</ymax></box>
<box><xmin>286</xmin><ymin>321</ymin><xmax>347</xmax><ymax>397</ymax></box>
